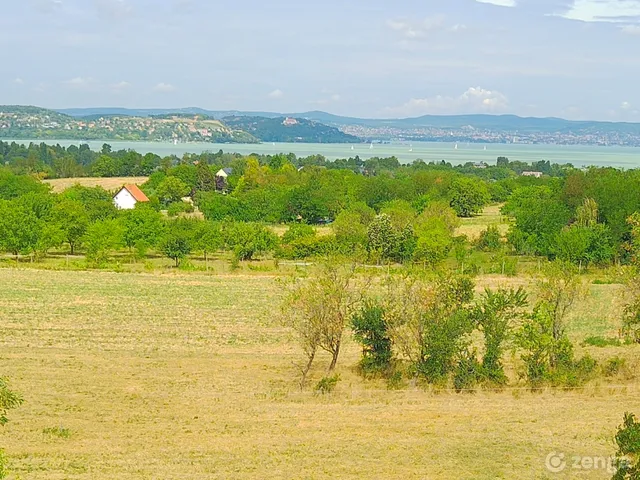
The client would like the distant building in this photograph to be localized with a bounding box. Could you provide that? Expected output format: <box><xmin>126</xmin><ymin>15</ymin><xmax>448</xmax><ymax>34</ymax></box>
<box><xmin>216</xmin><ymin>168</ymin><xmax>233</xmax><ymax>191</ymax></box>
<box><xmin>282</xmin><ymin>117</ymin><xmax>298</xmax><ymax>126</ymax></box>
<box><xmin>216</xmin><ymin>168</ymin><xmax>233</xmax><ymax>178</ymax></box>
<box><xmin>521</xmin><ymin>171</ymin><xmax>543</xmax><ymax>178</ymax></box>
<box><xmin>473</xmin><ymin>162</ymin><xmax>488</xmax><ymax>169</ymax></box>
<box><xmin>113</xmin><ymin>184</ymin><xmax>150</xmax><ymax>210</ymax></box>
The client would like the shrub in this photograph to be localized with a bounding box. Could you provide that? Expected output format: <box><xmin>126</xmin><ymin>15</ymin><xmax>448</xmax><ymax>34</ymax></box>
<box><xmin>167</xmin><ymin>201</ymin><xmax>194</xmax><ymax>217</ymax></box>
<box><xmin>476</xmin><ymin>225</ymin><xmax>502</xmax><ymax>251</ymax></box>
<box><xmin>351</xmin><ymin>302</ymin><xmax>393</xmax><ymax>374</ymax></box>
<box><xmin>43</xmin><ymin>426</ymin><xmax>72</xmax><ymax>439</ymax></box>
<box><xmin>603</xmin><ymin>357</ymin><xmax>627</xmax><ymax>377</ymax></box>
<box><xmin>612</xmin><ymin>412</ymin><xmax>640</xmax><ymax>479</ymax></box>
<box><xmin>453</xmin><ymin>350</ymin><xmax>482</xmax><ymax>392</ymax></box>
<box><xmin>582</xmin><ymin>336</ymin><xmax>622</xmax><ymax>347</ymax></box>
<box><xmin>315</xmin><ymin>374</ymin><xmax>340</xmax><ymax>395</ymax></box>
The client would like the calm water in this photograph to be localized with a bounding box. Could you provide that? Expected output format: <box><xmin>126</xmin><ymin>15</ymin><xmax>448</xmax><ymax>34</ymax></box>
<box><xmin>8</xmin><ymin>139</ymin><xmax>640</xmax><ymax>168</ymax></box>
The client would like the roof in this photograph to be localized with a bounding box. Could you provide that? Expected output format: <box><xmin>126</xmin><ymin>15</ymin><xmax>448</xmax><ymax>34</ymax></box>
<box><xmin>217</xmin><ymin>168</ymin><xmax>233</xmax><ymax>177</ymax></box>
<box><xmin>121</xmin><ymin>184</ymin><xmax>149</xmax><ymax>202</ymax></box>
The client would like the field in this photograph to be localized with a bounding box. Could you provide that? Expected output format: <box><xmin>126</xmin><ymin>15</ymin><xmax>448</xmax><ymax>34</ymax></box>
<box><xmin>44</xmin><ymin>177</ymin><xmax>149</xmax><ymax>193</ymax></box>
<box><xmin>1</xmin><ymin>268</ymin><xmax>639</xmax><ymax>479</ymax></box>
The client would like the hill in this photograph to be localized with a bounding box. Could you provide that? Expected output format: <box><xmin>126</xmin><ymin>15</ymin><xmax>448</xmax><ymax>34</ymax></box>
<box><xmin>222</xmin><ymin>116</ymin><xmax>361</xmax><ymax>143</ymax></box>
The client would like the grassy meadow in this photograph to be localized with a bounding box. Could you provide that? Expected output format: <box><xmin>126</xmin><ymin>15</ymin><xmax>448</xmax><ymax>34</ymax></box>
<box><xmin>1</xmin><ymin>267</ymin><xmax>639</xmax><ymax>479</ymax></box>
<box><xmin>43</xmin><ymin>177</ymin><xmax>149</xmax><ymax>193</ymax></box>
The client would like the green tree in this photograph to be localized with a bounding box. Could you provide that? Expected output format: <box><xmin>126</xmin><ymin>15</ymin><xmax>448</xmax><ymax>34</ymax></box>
<box><xmin>223</xmin><ymin>222</ymin><xmax>278</xmax><ymax>261</ymax></box>
<box><xmin>0</xmin><ymin>200</ymin><xmax>41</xmax><ymax>260</ymax></box>
<box><xmin>613</xmin><ymin>412</ymin><xmax>640</xmax><ymax>480</ymax></box>
<box><xmin>195</xmin><ymin>162</ymin><xmax>217</xmax><ymax>192</ymax></box>
<box><xmin>0</xmin><ymin>377</ymin><xmax>23</xmax><ymax>480</ymax></box>
<box><xmin>156</xmin><ymin>177</ymin><xmax>190</xmax><ymax>206</ymax></box>
<box><xmin>351</xmin><ymin>301</ymin><xmax>392</xmax><ymax>373</ymax></box>
<box><xmin>159</xmin><ymin>220</ymin><xmax>195</xmax><ymax>267</ymax></box>
<box><xmin>120</xmin><ymin>205</ymin><xmax>164</xmax><ymax>258</ymax></box>
<box><xmin>84</xmin><ymin>219</ymin><xmax>124</xmax><ymax>267</ymax></box>
<box><xmin>449</xmin><ymin>177</ymin><xmax>490</xmax><ymax>217</ymax></box>
<box><xmin>51</xmin><ymin>199</ymin><xmax>89</xmax><ymax>254</ymax></box>
<box><xmin>193</xmin><ymin>221</ymin><xmax>223</xmax><ymax>269</ymax></box>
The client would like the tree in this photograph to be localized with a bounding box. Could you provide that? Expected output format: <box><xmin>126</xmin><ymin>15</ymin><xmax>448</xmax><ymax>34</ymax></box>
<box><xmin>156</xmin><ymin>176</ymin><xmax>190</xmax><ymax>206</ymax></box>
<box><xmin>613</xmin><ymin>412</ymin><xmax>640</xmax><ymax>480</ymax></box>
<box><xmin>449</xmin><ymin>177</ymin><xmax>490</xmax><ymax>217</ymax></box>
<box><xmin>367</xmin><ymin>214</ymin><xmax>397</xmax><ymax>262</ymax></box>
<box><xmin>281</xmin><ymin>264</ymin><xmax>364</xmax><ymax>384</ymax></box>
<box><xmin>51</xmin><ymin>199</ymin><xmax>89</xmax><ymax>254</ymax></box>
<box><xmin>120</xmin><ymin>205</ymin><xmax>164</xmax><ymax>258</ymax></box>
<box><xmin>384</xmin><ymin>274</ymin><xmax>475</xmax><ymax>384</ymax></box>
<box><xmin>351</xmin><ymin>301</ymin><xmax>393</xmax><ymax>373</ymax></box>
<box><xmin>195</xmin><ymin>162</ymin><xmax>216</xmax><ymax>192</ymax></box>
<box><xmin>223</xmin><ymin>222</ymin><xmax>278</xmax><ymax>261</ymax></box>
<box><xmin>160</xmin><ymin>220</ymin><xmax>194</xmax><ymax>267</ymax></box>
<box><xmin>0</xmin><ymin>377</ymin><xmax>23</xmax><ymax>480</ymax></box>
<box><xmin>536</xmin><ymin>261</ymin><xmax>586</xmax><ymax>343</ymax></box>
<box><xmin>472</xmin><ymin>288</ymin><xmax>528</xmax><ymax>384</ymax></box>
<box><xmin>0</xmin><ymin>200</ymin><xmax>41</xmax><ymax>260</ymax></box>
<box><xmin>193</xmin><ymin>221</ymin><xmax>223</xmax><ymax>269</ymax></box>
<box><xmin>84</xmin><ymin>219</ymin><xmax>124</xmax><ymax>267</ymax></box>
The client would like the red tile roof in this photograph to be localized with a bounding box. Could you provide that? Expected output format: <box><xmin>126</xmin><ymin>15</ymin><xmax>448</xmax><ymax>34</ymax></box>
<box><xmin>123</xmin><ymin>184</ymin><xmax>150</xmax><ymax>203</ymax></box>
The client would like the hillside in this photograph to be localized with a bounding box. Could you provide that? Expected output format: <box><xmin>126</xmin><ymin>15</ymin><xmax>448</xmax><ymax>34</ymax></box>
<box><xmin>222</xmin><ymin>116</ymin><xmax>361</xmax><ymax>143</ymax></box>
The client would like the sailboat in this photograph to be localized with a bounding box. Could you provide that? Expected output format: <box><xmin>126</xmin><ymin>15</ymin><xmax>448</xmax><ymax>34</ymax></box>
<box><xmin>173</xmin><ymin>139</ymin><xmax>178</xmax><ymax>145</ymax></box>
<box><xmin>351</xmin><ymin>145</ymin><xmax>354</xmax><ymax>151</ymax></box>
<box><xmin>370</xmin><ymin>143</ymin><xmax>374</xmax><ymax>150</ymax></box>
<box><xmin>483</xmin><ymin>145</ymin><xmax>487</xmax><ymax>151</ymax></box>
<box><xmin>454</xmin><ymin>143</ymin><xmax>458</xmax><ymax>150</ymax></box>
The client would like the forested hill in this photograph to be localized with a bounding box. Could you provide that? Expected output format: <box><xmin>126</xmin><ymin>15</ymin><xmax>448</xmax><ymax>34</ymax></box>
<box><xmin>0</xmin><ymin>106</ymin><xmax>362</xmax><ymax>144</ymax></box>
<box><xmin>221</xmin><ymin>116</ymin><xmax>361</xmax><ymax>143</ymax></box>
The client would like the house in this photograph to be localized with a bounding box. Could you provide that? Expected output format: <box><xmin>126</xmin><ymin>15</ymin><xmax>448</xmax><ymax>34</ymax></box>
<box><xmin>216</xmin><ymin>168</ymin><xmax>233</xmax><ymax>178</ymax></box>
<box><xmin>215</xmin><ymin>168</ymin><xmax>233</xmax><ymax>191</ymax></box>
<box><xmin>113</xmin><ymin>184</ymin><xmax>150</xmax><ymax>210</ymax></box>
<box><xmin>521</xmin><ymin>171</ymin><xmax>543</xmax><ymax>178</ymax></box>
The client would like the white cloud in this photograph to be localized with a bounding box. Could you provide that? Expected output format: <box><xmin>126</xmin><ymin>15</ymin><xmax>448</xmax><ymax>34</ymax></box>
<box><xmin>621</xmin><ymin>101</ymin><xmax>633</xmax><ymax>110</ymax></box>
<box><xmin>387</xmin><ymin>15</ymin><xmax>448</xmax><ymax>39</ymax></box>
<box><xmin>152</xmin><ymin>82</ymin><xmax>176</xmax><ymax>93</ymax></box>
<box><xmin>111</xmin><ymin>81</ymin><xmax>131</xmax><ymax>91</ymax></box>
<box><xmin>14</xmin><ymin>78</ymin><xmax>24</xmax><ymax>85</ymax></box>
<box><xmin>384</xmin><ymin>87</ymin><xmax>509</xmax><ymax>117</ymax></box>
<box><xmin>268</xmin><ymin>89</ymin><xmax>284</xmax><ymax>99</ymax></box>
<box><xmin>475</xmin><ymin>0</ymin><xmax>517</xmax><ymax>6</ymax></box>
<box><xmin>64</xmin><ymin>77</ymin><xmax>97</xmax><ymax>89</ymax></box>
<box><xmin>558</xmin><ymin>0</ymin><xmax>640</xmax><ymax>23</ymax></box>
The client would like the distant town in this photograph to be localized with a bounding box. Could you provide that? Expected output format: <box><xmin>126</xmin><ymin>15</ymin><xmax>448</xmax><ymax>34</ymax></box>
<box><xmin>3</xmin><ymin>105</ymin><xmax>640</xmax><ymax>146</ymax></box>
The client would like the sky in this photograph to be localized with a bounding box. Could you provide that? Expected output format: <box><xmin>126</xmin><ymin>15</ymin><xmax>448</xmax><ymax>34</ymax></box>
<box><xmin>2</xmin><ymin>0</ymin><xmax>640</xmax><ymax>120</ymax></box>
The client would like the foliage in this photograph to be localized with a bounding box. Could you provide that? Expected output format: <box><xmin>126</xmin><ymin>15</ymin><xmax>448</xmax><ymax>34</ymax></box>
<box><xmin>160</xmin><ymin>220</ymin><xmax>194</xmax><ymax>267</ymax></box>
<box><xmin>472</xmin><ymin>287</ymin><xmax>528</xmax><ymax>385</ymax></box>
<box><xmin>449</xmin><ymin>177</ymin><xmax>490</xmax><ymax>217</ymax></box>
<box><xmin>613</xmin><ymin>413</ymin><xmax>640</xmax><ymax>480</ymax></box>
<box><xmin>167</xmin><ymin>201</ymin><xmax>195</xmax><ymax>217</ymax></box>
<box><xmin>156</xmin><ymin>176</ymin><xmax>190</xmax><ymax>206</ymax></box>
<box><xmin>223</xmin><ymin>222</ymin><xmax>278</xmax><ymax>261</ymax></box>
<box><xmin>281</xmin><ymin>264</ymin><xmax>363</xmax><ymax>384</ymax></box>
<box><xmin>314</xmin><ymin>375</ymin><xmax>341</xmax><ymax>395</ymax></box>
<box><xmin>0</xmin><ymin>378</ymin><xmax>23</xmax><ymax>427</ymax></box>
<box><xmin>351</xmin><ymin>301</ymin><xmax>393</xmax><ymax>374</ymax></box>
<box><xmin>476</xmin><ymin>225</ymin><xmax>502</xmax><ymax>251</ymax></box>
<box><xmin>84</xmin><ymin>219</ymin><xmax>124</xmax><ymax>267</ymax></box>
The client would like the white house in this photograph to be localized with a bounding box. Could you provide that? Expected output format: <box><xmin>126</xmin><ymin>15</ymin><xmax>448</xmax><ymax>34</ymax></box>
<box><xmin>521</xmin><ymin>171</ymin><xmax>543</xmax><ymax>178</ymax></box>
<box><xmin>113</xmin><ymin>184</ymin><xmax>150</xmax><ymax>210</ymax></box>
<box><xmin>216</xmin><ymin>168</ymin><xmax>233</xmax><ymax>178</ymax></box>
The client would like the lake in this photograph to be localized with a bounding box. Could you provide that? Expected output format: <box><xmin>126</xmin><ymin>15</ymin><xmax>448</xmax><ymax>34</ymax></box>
<box><xmin>7</xmin><ymin>139</ymin><xmax>640</xmax><ymax>168</ymax></box>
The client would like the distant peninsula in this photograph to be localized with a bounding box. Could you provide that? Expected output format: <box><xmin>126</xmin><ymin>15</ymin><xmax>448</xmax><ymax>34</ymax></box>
<box><xmin>0</xmin><ymin>106</ymin><xmax>360</xmax><ymax>145</ymax></box>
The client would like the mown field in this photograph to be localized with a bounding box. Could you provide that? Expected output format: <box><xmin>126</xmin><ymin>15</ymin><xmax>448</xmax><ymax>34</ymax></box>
<box><xmin>44</xmin><ymin>177</ymin><xmax>149</xmax><ymax>193</ymax></box>
<box><xmin>1</xmin><ymin>268</ymin><xmax>639</xmax><ymax>479</ymax></box>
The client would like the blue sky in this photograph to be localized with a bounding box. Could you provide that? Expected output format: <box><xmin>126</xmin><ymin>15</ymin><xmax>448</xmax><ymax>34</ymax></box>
<box><xmin>2</xmin><ymin>0</ymin><xmax>640</xmax><ymax>120</ymax></box>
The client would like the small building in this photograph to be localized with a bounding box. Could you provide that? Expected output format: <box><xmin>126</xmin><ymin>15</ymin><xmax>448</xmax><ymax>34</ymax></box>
<box><xmin>521</xmin><ymin>171</ymin><xmax>543</xmax><ymax>178</ymax></box>
<box><xmin>113</xmin><ymin>184</ymin><xmax>150</xmax><ymax>210</ymax></box>
<box><xmin>216</xmin><ymin>168</ymin><xmax>233</xmax><ymax>178</ymax></box>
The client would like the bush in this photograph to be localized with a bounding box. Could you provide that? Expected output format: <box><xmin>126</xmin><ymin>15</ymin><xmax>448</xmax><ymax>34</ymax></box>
<box><xmin>315</xmin><ymin>374</ymin><xmax>340</xmax><ymax>395</ymax></box>
<box><xmin>612</xmin><ymin>412</ymin><xmax>640</xmax><ymax>479</ymax></box>
<box><xmin>351</xmin><ymin>302</ymin><xmax>393</xmax><ymax>374</ymax></box>
<box><xmin>454</xmin><ymin>350</ymin><xmax>482</xmax><ymax>392</ymax></box>
<box><xmin>603</xmin><ymin>357</ymin><xmax>627</xmax><ymax>377</ymax></box>
<box><xmin>476</xmin><ymin>225</ymin><xmax>502</xmax><ymax>251</ymax></box>
<box><xmin>167</xmin><ymin>201</ymin><xmax>194</xmax><ymax>217</ymax></box>
<box><xmin>582</xmin><ymin>336</ymin><xmax>622</xmax><ymax>347</ymax></box>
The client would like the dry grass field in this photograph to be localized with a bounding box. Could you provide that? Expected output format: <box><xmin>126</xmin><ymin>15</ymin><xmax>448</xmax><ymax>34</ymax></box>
<box><xmin>1</xmin><ymin>268</ymin><xmax>639</xmax><ymax>479</ymax></box>
<box><xmin>457</xmin><ymin>204</ymin><xmax>510</xmax><ymax>240</ymax></box>
<box><xmin>44</xmin><ymin>177</ymin><xmax>149</xmax><ymax>193</ymax></box>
